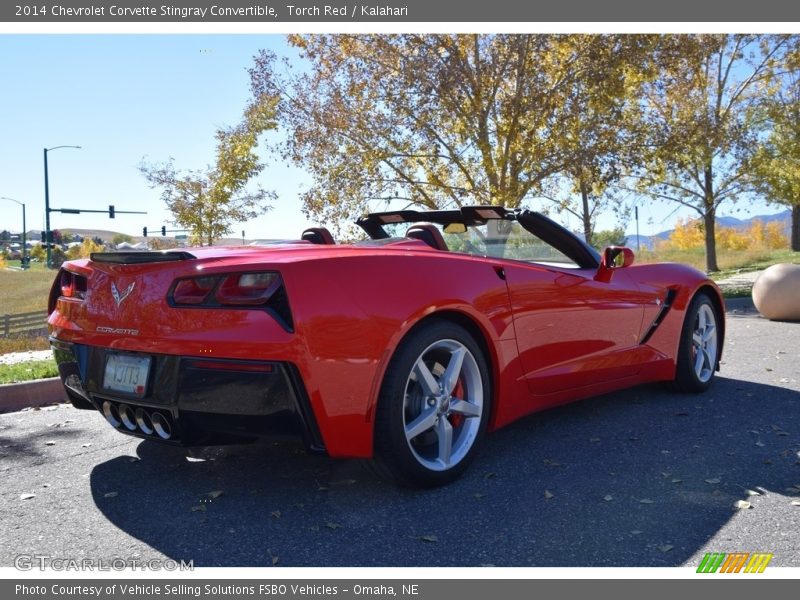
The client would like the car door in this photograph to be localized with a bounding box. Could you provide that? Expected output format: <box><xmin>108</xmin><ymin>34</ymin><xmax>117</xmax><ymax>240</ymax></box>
<box><xmin>504</xmin><ymin>261</ymin><xmax>647</xmax><ymax>396</ymax></box>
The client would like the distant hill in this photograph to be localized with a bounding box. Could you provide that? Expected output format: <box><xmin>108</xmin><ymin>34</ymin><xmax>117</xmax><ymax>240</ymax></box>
<box><xmin>626</xmin><ymin>209</ymin><xmax>792</xmax><ymax>250</ymax></box>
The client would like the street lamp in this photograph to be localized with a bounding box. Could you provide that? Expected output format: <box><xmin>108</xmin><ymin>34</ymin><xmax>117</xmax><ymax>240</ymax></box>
<box><xmin>0</xmin><ymin>197</ymin><xmax>26</xmax><ymax>268</ymax></box>
<box><xmin>44</xmin><ymin>145</ymin><xmax>81</xmax><ymax>268</ymax></box>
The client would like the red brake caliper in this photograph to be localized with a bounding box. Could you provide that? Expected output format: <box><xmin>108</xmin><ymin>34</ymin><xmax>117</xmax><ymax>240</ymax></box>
<box><xmin>448</xmin><ymin>379</ymin><xmax>465</xmax><ymax>428</ymax></box>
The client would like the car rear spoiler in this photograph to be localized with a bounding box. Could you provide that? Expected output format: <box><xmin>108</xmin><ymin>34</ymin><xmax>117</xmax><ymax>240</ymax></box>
<box><xmin>89</xmin><ymin>251</ymin><xmax>196</xmax><ymax>264</ymax></box>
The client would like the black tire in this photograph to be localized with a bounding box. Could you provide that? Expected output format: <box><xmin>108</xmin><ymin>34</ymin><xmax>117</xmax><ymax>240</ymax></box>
<box><xmin>372</xmin><ymin>320</ymin><xmax>491</xmax><ymax>487</ymax></box>
<box><xmin>673</xmin><ymin>292</ymin><xmax>721</xmax><ymax>393</ymax></box>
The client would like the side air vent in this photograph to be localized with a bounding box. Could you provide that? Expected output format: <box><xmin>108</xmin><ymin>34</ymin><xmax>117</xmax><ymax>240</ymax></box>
<box><xmin>639</xmin><ymin>289</ymin><xmax>678</xmax><ymax>345</ymax></box>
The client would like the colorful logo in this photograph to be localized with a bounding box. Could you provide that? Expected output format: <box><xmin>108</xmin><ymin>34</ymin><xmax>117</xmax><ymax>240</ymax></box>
<box><xmin>696</xmin><ymin>552</ymin><xmax>773</xmax><ymax>573</ymax></box>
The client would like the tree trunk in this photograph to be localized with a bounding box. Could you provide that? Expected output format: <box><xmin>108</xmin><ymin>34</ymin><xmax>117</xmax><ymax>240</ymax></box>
<box><xmin>792</xmin><ymin>204</ymin><xmax>800</xmax><ymax>252</ymax></box>
<box><xmin>580</xmin><ymin>179</ymin><xmax>592</xmax><ymax>247</ymax></box>
<box><xmin>703</xmin><ymin>167</ymin><xmax>718</xmax><ymax>273</ymax></box>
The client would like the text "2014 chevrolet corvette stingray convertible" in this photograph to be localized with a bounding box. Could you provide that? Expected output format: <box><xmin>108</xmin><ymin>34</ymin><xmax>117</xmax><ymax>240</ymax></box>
<box><xmin>48</xmin><ymin>206</ymin><xmax>724</xmax><ymax>486</ymax></box>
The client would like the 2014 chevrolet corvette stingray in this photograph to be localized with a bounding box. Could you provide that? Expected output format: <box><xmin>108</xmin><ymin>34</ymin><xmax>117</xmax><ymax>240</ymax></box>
<box><xmin>48</xmin><ymin>206</ymin><xmax>724</xmax><ymax>486</ymax></box>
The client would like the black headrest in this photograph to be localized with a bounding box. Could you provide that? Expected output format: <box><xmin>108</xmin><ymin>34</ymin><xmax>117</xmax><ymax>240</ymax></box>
<box><xmin>301</xmin><ymin>227</ymin><xmax>335</xmax><ymax>245</ymax></box>
<box><xmin>406</xmin><ymin>224</ymin><xmax>448</xmax><ymax>251</ymax></box>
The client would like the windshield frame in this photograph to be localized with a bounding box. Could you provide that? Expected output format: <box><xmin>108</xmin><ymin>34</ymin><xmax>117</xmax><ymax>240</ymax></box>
<box><xmin>356</xmin><ymin>206</ymin><xmax>601</xmax><ymax>269</ymax></box>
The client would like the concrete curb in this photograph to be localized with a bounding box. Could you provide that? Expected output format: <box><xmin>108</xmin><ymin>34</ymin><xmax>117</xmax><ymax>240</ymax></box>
<box><xmin>0</xmin><ymin>377</ymin><xmax>66</xmax><ymax>414</ymax></box>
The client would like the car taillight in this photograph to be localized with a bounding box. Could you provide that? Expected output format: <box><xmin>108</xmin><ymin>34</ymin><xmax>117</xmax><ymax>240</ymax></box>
<box><xmin>171</xmin><ymin>276</ymin><xmax>218</xmax><ymax>305</ymax></box>
<box><xmin>215</xmin><ymin>272</ymin><xmax>281</xmax><ymax>305</ymax></box>
<box><xmin>168</xmin><ymin>271</ymin><xmax>293</xmax><ymax>331</ymax></box>
<box><xmin>59</xmin><ymin>270</ymin><xmax>87</xmax><ymax>300</ymax></box>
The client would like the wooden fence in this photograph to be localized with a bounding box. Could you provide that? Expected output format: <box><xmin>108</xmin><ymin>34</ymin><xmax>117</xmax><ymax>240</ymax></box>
<box><xmin>1</xmin><ymin>310</ymin><xmax>48</xmax><ymax>338</ymax></box>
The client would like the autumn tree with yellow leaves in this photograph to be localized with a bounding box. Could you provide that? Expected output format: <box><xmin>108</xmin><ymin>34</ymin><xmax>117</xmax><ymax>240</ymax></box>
<box><xmin>634</xmin><ymin>34</ymin><xmax>791</xmax><ymax>271</ymax></box>
<box><xmin>249</xmin><ymin>34</ymin><xmax>654</xmax><ymax>238</ymax></box>
<box><xmin>140</xmin><ymin>97</ymin><xmax>278</xmax><ymax>246</ymax></box>
<box><xmin>748</xmin><ymin>36</ymin><xmax>800</xmax><ymax>251</ymax></box>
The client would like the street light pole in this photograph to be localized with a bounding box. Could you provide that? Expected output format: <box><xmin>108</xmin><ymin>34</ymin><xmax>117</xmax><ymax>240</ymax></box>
<box><xmin>44</xmin><ymin>145</ymin><xmax>81</xmax><ymax>269</ymax></box>
<box><xmin>0</xmin><ymin>197</ymin><xmax>26</xmax><ymax>268</ymax></box>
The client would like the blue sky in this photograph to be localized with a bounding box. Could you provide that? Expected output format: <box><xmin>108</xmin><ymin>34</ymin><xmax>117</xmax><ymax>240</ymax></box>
<box><xmin>1</xmin><ymin>34</ymin><xmax>314</xmax><ymax>240</ymax></box>
<box><xmin>0</xmin><ymin>34</ymin><xmax>785</xmax><ymax>241</ymax></box>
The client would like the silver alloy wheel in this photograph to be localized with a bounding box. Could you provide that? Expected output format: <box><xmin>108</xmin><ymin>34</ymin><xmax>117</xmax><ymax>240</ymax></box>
<box><xmin>692</xmin><ymin>303</ymin><xmax>718</xmax><ymax>383</ymax></box>
<box><xmin>403</xmin><ymin>339</ymin><xmax>483</xmax><ymax>471</ymax></box>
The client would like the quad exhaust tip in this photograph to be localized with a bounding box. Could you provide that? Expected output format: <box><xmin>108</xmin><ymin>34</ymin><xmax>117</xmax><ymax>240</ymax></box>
<box><xmin>151</xmin><ymin>412</ymin><xmax>172</xmax><ymax>440</ymax></box>
<box><xmin>101</xmin><ymin>401</ymin><xmax>173</xmax><ymax>440</ymax></box>
<box><xmin>102</xmin><ymin>401</ymin><xmax>121</xmax><ymax>428</ymax></box>
<box><xmin>135</xmin><ymin>408</ymin><xmax>154</xmax><ymax>436</ymax></box>
<box><xmin>118</xmin><ymin>404</ymin><xmax>137</xmax><ymax>431</ymax></box>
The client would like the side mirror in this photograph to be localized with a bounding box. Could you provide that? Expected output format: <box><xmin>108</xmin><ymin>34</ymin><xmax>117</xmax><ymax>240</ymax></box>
<box><xmin>601</xmin><ymin>246</ymin><xmax>635</xmax><ymax>269</ymax></box>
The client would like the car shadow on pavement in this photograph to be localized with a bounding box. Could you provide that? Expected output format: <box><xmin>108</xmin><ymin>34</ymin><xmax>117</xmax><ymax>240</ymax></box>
<box><xmin>87</xmin><ymin>371</ymin><xmax>800</xmax><ymax>567</ymax></box>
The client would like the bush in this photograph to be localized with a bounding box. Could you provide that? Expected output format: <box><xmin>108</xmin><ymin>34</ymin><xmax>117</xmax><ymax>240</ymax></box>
<box><xmin>592</xmin><ymin>227</ymin><xmax>628</xmax><ymax>250</ymax></box>
<box><xmin>659</xmin><ymin>218</ymin><xmax>789</xmax><ymax>253</ymax></box>
<box><xmin>66</xmin><ymin>238</ymin><xmax>104</xmax><ymax>260</ymax></box>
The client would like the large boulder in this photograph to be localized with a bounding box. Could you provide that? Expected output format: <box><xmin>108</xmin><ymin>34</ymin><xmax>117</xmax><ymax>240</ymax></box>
<box><xmin>751</xmin><ymin>263</ymin><xmax>800</xmax><ymax>321</ymax></box>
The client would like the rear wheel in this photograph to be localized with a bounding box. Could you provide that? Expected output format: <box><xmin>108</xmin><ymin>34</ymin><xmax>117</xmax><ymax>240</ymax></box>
<box><xmin>673</xmin><ymin>293</ymin><xmax>720</xmax><ymax>392</ymax></box>
<box><xmin>373</xmin><ymin>321</ymin><xmax>491</xmax><ymax>487</ymax></box>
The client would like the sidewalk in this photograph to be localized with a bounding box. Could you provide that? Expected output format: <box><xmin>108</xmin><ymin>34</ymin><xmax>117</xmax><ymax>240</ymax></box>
<box><xmin>714</xmin><ymin>269</ymin><xmax>762</xmax><ymax>294</ymax></box>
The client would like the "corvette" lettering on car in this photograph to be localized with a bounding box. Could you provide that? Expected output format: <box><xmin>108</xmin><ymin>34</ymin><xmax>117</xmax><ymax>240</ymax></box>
<box><xmin>96</xmin><ymin>327</ymin><xmax>139</xmax><ymax>336</ymax></box>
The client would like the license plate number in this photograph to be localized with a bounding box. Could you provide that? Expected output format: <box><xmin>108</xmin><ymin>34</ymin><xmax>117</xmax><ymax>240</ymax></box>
<box><xmin>103</xmin><ymin>354</ymin><xmax>150</xmax><ymax>397</ymax></box>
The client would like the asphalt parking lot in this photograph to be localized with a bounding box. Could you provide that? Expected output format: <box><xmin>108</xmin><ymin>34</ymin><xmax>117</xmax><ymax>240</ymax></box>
<box><xmin>1</xmin><ymin>298</ymin><xmax>798</xmax><ymax>568</ymax></box>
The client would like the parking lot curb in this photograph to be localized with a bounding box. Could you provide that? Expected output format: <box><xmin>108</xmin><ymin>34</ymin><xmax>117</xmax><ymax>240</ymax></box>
<box><xmin>0</xmin><ymin>377</ymin><xmax>66</xmax><ymax>414</ymax></box>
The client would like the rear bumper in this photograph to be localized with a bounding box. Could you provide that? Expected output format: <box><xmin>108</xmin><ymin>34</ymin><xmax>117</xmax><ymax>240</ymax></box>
<box><xmin>50</xmin><ymin>338</ymin><xmax>325</xmax><ymax>452</ymax></box>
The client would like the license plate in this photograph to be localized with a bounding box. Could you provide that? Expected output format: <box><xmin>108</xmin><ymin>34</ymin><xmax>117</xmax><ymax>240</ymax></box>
<box><xmin>103</xmin><ymin>354</ymin><xmax>151</xmax><ymax>397</ymax></box>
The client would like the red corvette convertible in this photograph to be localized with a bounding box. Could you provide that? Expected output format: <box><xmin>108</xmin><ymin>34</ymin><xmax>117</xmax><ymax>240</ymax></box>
<box><xmin>48</xmin><ymin>206</ymin><xmax>724</xmax><ymax>486</ymax></box>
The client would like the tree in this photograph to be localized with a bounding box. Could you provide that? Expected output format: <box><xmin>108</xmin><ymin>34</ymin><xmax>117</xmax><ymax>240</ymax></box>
<box><xmin>66</xmin><ymin>238</ymin><xmax>104</xmax><ymax>260</ymax></box>
<box><xmin>30</xmin><ymin>244</ymin><xmax>46</xmax><ymax>262</ymax></box>
<box><xmin>147</xmin><ymin>238</ymin><xmax>179</xmax><ymax>250</ymax></box>
<box><xmin>112</xmin><ymin>233</ymin><xmax>133</xmax><ymax>245</ymax></box>
<box><xmin>544</xmin><ymin>37</ymin><xmax>657</xmax><ymax>246</ymax></box>
<box><xmin>634</xmin><ymin>35</ymin><xmax>790</xmax><ymax>272</ymax></box>
<box><xmin>249</xmin><ymin>35</ymin><xmax>653</xmax><ymax>227</ymax></box>
<box><xmin>591</xmin><ymin>227</ymin><xmax>628</xmax><ymax>250</ymax></box>
<box><xmin>749</xmin><ymin>37</ymin><xmax>800</xmax><ymax>251</ymax></box>
<box><xmin>140</xmin><ymin>98</ymin><xmax>278</xmax><ymax>246</ymax></box>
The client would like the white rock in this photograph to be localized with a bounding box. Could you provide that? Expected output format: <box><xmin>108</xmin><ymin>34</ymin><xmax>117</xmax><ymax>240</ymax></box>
<box><xmin>752</xmin><ymin>263</ymin><xmax>800</xmax><ymax>321</ymax></box>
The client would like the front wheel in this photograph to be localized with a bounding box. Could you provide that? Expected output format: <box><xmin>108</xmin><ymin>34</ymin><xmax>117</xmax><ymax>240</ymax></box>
<box><xmin>673</xmin><ymin>292</ymin><xmax>720</xmax><ymax>393</ymax></box>
<box><xmin>373</xmin><ymin>321</ymin><xmax>491</xmax><ymax>487</ymax></box>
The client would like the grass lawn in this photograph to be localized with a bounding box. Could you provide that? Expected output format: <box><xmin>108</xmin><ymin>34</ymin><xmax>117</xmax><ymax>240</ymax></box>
<box><xmin>0</xmin><ymin>264</ymin><xmax>56</xmax><ymax>354</ymax></box>
<box><xmin>636</xmin><ymin>247</ymin><xmax>799</xmax><ymax>277</ymax></box>
<box><xmin>0</xmin><ymin>359</ymin><xmax>58</xmax><ymax>384</ymax></box>
<box><xmin>0</xmin><ymin>263</ymin><xmax>54</xmax><ymax>313</ymax></box>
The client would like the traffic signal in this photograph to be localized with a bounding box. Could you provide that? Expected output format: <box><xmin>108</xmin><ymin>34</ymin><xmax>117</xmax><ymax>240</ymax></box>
<box><xmin>41</xmin><ymin>231</ymin><xmax>46</xmax><ymax>243</ymax></box>
<box><xmin>143</xmin><ymin>227</ymin><xmax>148</xmax><ymax>237</ymax></box>
<box><xmin>161</xmin><ymin>226</ymin><xmax>166</xmax><ymax>236</ymax></box>
<box><xmin>109</xmin><ymin>205</ymin><xmax>115</xmax><ymax>219</ymax></box>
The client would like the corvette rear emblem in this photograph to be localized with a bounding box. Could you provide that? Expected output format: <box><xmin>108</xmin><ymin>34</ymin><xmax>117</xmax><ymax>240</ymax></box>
<box><xmin>111</xmin><ymin>281</ymin><xmax>135</xmax><ymax>306</ymax></box>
